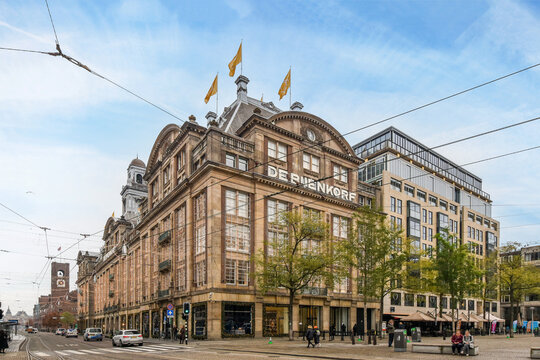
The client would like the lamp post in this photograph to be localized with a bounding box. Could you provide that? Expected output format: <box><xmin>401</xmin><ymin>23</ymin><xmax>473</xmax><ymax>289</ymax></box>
<box><xmin>531</xmin><ymin>307</ymin><xmax>535</xmax><ymax>337</ymax></box>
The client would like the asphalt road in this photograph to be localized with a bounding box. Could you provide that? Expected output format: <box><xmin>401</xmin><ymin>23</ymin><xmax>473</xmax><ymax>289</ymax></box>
<box><xmin>24</xmin><ymin>332</ymin><xmax>302</xmax><ymax>359</ymax></box>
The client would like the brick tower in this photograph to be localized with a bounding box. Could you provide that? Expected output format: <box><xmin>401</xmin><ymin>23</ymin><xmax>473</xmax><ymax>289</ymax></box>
<box><xmin>51</xmin><ymin>262</ymin><xmax>70</xmax><ymax>299</ymax></box>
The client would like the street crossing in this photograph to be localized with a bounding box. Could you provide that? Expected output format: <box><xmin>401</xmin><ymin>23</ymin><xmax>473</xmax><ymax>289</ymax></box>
<box><xmin>34</xmin><ymin>344</ymin><xmax>189</xmax><ymax>357</ymax></box>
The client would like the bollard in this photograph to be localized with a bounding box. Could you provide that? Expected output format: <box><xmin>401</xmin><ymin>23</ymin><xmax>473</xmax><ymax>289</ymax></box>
<box><xmin>351</xmin><ymin>332</ymin><xmax>355</xmax><ymax>345</ymax></box>
<box><xmin>373</xmin><ymin>330</ymin><xmax>377</xmax><ymax>345</ymax></box>
<box><xmin>268</xmin><ymin>337</ymin><xmax>272</xmax><ymax>344</ymax></box>
<box><xmin>368</xmin><ymin>330</ymin><xmax>372</xmax><ymax>344</ymax></box>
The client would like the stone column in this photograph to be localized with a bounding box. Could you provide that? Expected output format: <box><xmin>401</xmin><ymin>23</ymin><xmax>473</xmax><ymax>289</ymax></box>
<box><xmin>207</xmin><ymin>301</ymin><xmax>221</xmax><ymax>339</ymax></box>
<box><xmin>255</xmin><ymin>300</ymin><xmax>263</xmax><ymax>337</ymax></box>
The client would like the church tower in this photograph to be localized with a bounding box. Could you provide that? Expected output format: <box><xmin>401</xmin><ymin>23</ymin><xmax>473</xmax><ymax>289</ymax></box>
<box><xmin>120</xmin><ymin>158</ymin><xmax>148</xmax><ymax>225</ymax></box>
<box><xmin>51</xmin><ymin>262</ymin><xmax>69</xmax><ymax>299</ymax></box>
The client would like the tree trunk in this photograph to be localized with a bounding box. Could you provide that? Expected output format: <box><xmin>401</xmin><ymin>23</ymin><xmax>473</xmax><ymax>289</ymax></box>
<box><xmin>509</xmin><ymin>298</ymin><xmax>515</xmax><ymax>339</ymax></box>
<box><xmin>363</xmin><ymin>300</ymin><xmax>368</xmax><ymax>344</ymax></box>
<box><xmin>379</xmin><ymin>289</ymin><xmax>384</xmax><ymax>339</ymax></box>
<box><xmin>289</xmin><ymin>291</ymin><xmax>294</xmax><ymax>341</ymax></box>
<box><xmin>451</xmin><ymin>296</ymin><xmax>455</xmax><ymax>333</ymax></box>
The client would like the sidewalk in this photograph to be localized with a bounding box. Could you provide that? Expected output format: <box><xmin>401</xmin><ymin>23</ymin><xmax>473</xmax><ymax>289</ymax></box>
<box><xmin>4</xmin><ymin>335</ymin><xmax>25</xmax><ymax>353</ymax></box>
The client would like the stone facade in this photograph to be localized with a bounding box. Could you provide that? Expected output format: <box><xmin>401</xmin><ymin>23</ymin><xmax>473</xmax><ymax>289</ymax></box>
<box><xmin>77</xmin><ymin>76</ymin><xmax>379</xmax><ymax>339</ymax></box>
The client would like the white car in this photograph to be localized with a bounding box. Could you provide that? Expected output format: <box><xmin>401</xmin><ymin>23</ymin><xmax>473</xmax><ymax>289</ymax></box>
<box><xmin>112</xmin><ymin>329</ymin><xmax>143</xmax><ymax>347</ymax></box>
<box><xmin>65</xmin><ymin>329</ymin><xmax>78</xmax><ymax>338</ymax></box>
<box><xmin>55</xmin><ymin>328</ymin><xmax>66</xmax><ymax>335</ymax></box>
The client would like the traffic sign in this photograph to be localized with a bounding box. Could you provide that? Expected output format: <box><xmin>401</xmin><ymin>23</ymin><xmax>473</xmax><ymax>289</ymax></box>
<box><xmin>167</xmin><ymin>309</ymin><xmax>174</xmax><ymax>317</ymax></box>
<box><xmin>167</xmin><ymin>303</ymin><xmax>174</xmax><ymax>311</ymax></box>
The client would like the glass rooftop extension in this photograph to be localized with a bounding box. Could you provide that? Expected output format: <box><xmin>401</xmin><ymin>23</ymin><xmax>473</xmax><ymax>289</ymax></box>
<box><xmin>353</xmin><ymin>127</ymin><xmax>489</xmax><ymax>200</ymax></box>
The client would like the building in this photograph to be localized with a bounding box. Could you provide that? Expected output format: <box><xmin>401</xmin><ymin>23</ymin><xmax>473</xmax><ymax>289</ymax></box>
<box><xmin>500</xmin><ymin>244</ymin><xmax>540</xmax><ymax>325</ymax></box>
<box><xmin>35</xmin><ymin>262</ymin><xmax>77</xmax><ymax>328</ymax></box>
<box><xmin>77</xmin><ymin>75</ymin><xmax>378</xmax><ymax>338</ymax></box>
<box><xmin>353</xmin><ymin>127</ymin><xmax>501</xmax><ymax>322</ymax></box>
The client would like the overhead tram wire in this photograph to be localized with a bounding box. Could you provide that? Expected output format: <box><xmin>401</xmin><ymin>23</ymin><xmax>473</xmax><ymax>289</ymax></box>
<box><xmin>103</xmin><ymin>142</ymin><xmax>540</xmax><ymax>251</ymax></box>
<box><xmin>84</xmin><ymin>114</ymin><xmax>540</xmax><ymax>241</ymax></box>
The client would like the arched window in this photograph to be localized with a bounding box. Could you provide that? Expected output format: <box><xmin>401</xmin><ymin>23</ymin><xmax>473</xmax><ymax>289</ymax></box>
<box><xmin>136</xmin><ymin>174</ymin><xmax>143</xmax><ymax>184</ymax></box>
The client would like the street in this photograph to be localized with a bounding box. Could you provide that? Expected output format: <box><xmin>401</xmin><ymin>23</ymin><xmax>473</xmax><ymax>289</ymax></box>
<box><xmin>21</xmin><ymin>332</ymin><xmax>540</xmax><ymax>360</ymax></box>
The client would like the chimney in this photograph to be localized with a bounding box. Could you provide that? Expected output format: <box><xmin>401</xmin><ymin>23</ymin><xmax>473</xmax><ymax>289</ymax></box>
<box><xmin>188</xmin><ymin>115</ymin><xmax>197</xmax><ymax>123</ymax></box>
<box><xmin>235</xmin><ymin>75</ymin><xmax>249</xmax><ymax>102</ymax></box>
<box><xmin>205</xmin><ymin>111</ymin><xmax>218</xmax><ymax>127</ymax></box>
<box><xmin>290</xmin><ymin>101</ymin><xmax>304</xmax><ymax>111</ymax></box>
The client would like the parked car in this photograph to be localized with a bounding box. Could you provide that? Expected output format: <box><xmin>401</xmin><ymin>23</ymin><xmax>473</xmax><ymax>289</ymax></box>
<box><xmin>55</xmin><ymin>328</ymin><xmax>66</xmax><ymax>335</ymax></box>
<box><xmin>65</xmin><ymin>329</ymin><xmax>78</xmax><ymax>338</ymax></box>
<box><xmin>83</xmin><ymin>328</ymin><xmax>103</xmax><ymax>341</ymax></box>
<box><xmin>112</xmin><ymin>329</ymin><xmax>143</xmax><ymax>347</ymax></box>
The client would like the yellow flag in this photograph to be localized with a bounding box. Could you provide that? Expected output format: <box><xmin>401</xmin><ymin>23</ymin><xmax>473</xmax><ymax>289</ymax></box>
<box><xmin>112</xmin><ymin>211</ymin><xmax>115</xmax><ymax>218</ymax></box>
<box><xmin>228</xmin><ymin>43</ymin><xmax>242</xmax><ymax>77</ymax></box>
<box><xmin>278</xmin><ymin>69</ymin><xmax>291</xmax><ymax>100</ymax></box>
<box><xmin>204</xmin><ymin>75</ymin><xmax>218</xmax><ymax>104</ymax></box>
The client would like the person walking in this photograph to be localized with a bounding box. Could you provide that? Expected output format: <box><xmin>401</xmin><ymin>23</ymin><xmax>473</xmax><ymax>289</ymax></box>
<box><xmin>0</xmin><ymin>330</ymin><xmax>8</xmax><ymax>353</ymax></box>
<box><xmin>387</xmin><ymin>319</ymin><xmax>395</xmax><ymax>347</ymax></box>
<box><xmin>305</xmin><ymin>325</ymin><xmax>315</xmax><ymax>348</ymax></box>
<box><xmin>341</xmin><ymin>323</ymin><xmax>346</xmax><ymax>341</ymax></box>
<box><xmin>179</xmin><ymin>326</ymin><xmax>186</xmax><ymax>344</ymax></box>
<box><xmin>353</xmin><ymin>323</ymin><xmax>358</xmax><ymax>337</ymax></box>
<box><xmin>314</xmin><ymin>326</ymin><xmax>321</xmax><ymax>347</ymax></box>
<box><xmin>330</xmin><ymin>324</ymin><xmax>336</xmax><ymax>341</ymax></box>
<box><xmin>451</xmin><ymin>330</ymin><xmax>464</xmax><ymax>355</ymax></box>
<box><xmin>463</xmin><ymin>330</ymin><xmax>475</xmax><ymax>356</ymax></box>
<box><xmin>172</xmin><ymin>326</ymin><xmax>178</xmax><ymax>340</ymax></box>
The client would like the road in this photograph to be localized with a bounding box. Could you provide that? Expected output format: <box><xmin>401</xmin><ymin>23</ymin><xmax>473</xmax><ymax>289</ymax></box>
<box><xmin>24</xmin><ymin>332</ymin><xmax>303</xmax><ymax>359</ymax></box>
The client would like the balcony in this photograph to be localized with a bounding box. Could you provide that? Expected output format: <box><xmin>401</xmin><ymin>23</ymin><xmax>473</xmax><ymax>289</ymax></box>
<box><xmin>158</xmin><ymin>230</ymin><xmax>171</xmax><ymax>245</ymax></box>
<box><xmin>158</xmin><ymin>259</ymin><xmax>171</xmax><ymax>272</ymax></box>
<box><xmin>108</xmin><ymin>290</ymin><xmax>114</xmax><ymax>298</ymax></box>
<box><xmin>158</xmin><ymin>289</ymin><xmax>170</xmax><ymax>299</ymax></box>
<box><xmin>301</xmin><ymin>287</ymin><xmax>328</xmax><ymax>296</ymax></box>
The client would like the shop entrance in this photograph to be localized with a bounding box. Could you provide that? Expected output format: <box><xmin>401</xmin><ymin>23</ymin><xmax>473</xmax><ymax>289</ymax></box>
<box><xmin>299</xmin><ymin>305</ymin><xmax>321</xmax><ymax>332</ymax></box>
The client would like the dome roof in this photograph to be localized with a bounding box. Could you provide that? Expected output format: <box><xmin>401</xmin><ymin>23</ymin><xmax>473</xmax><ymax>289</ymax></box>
<box><xmin>130</xmin><ymin>158</ymin><xmax>146</xmax><ymax>168</ymax></box>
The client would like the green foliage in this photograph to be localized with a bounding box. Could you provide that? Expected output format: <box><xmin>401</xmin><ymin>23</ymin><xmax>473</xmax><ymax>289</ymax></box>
<box><xmin>60</xmin><ymin>311</ymin><xmax>76</xmax><ymax>327</ymax></box>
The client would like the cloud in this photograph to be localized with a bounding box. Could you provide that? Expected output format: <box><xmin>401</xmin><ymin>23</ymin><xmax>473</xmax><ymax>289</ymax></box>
<box><xmin>225</xmin><ymin>0</ymin><xmax>253</xmax><ymax>18</ymax></box>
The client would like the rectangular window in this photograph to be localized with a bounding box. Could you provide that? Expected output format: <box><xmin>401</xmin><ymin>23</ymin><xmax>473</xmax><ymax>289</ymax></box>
<box><xmin>194</xmin><ymin>260</ymin><xmax>206</xmax><ymax>287</ymax></box>
<box><xmin>429</xmin><ymin>195</ymin><xmax>437</xmax><ymax>206</ymax></box>
<box><xmin>225</xmin><ymin>259</ymin><xmax>250</xmax><ymax>286</ymax></box>
<box><xmin>177</xmin><ymin>149</ymin><xmax>185</xmax><ymax>171</ymax></box>
<box><xmin>428</xmin><ymin>211</ymin><xmax>433</xmax><ymax>225</ymax></box>
<box><xmin>396</xmin><ymin>217</ymin><xmax>402</xmax><ymax>230</ymax></box>
<box><xmin>391</xmin><ymin>197</ymin><xmax>396</xmax><ymax>212</ymax></box>
<box><xmin>468</xmin><ymin>212</ymin><xmax>475</xmax><ymax>221</ymax></box>
<box><xmin>428</xmin><ymin>228</ymin><xmax>433</xmax><ymax>241</ymax></box>
<box><xmin>163</xmin><ymin>165</ymin><xmax>170</xmax><ymax>185</ymax></box>
<box><xmin>422</xmin><ymin>226</ymin><xmax>427</xmax><ymax>240</ymax></box>
<box><xmin>226</xmin><ymin>153</ymin><xmax>236</xmax><ymax>168</ymax></box>
<box><xmin>268</xmin><ymin>139</ymin><xmax>287</xmax><ymax>161</ymax></box>
<box><xmin>390</xmin><ymin>292</ymin><xmax>401</xmax><ymax>306</ymax></box>
<box><xmin>408</xmin><ymin>219</ymin><xmax>421</xmax><ymax>238</ymax></box>
<box><xmin>225</xmin><ymin>259</ymin><xmax>236</xmax><ymax>285</ymax></box>
<box><xmin>404</xmin><ymin>293</ymin><xmax>414</xmax><ymax>306</ymax></box>
<box><xmin>332</xmin><ymin>216</ymin><xmax>349</xmax><ymax>239</ymax></box>
<box><xmin>439</xmin><ymin>200</ymin><xmax>447</xmax><ymax>211</ymax></box>
<box><xmin>422</xmin><ymin>209</ymin><xmax>427</xmax><ymax>223</ymax></box>
<box><xmin>404</xmin><ymin>184</ymin><xmax>414</xmax><ymax>197</ymax></box>
<box><xmin>449</xmin><ymin>204</ymin><xmax>457</xmax><ymax>214</ymax></box>
<box><xmin>390</xmin><ymin>178</ymin><xmax>402</xmax><ymax>192</ymax></box>
<box><xmin>408</xmin><ymin>201</ymin><xmax>421</xmax><ymax>220</ymax></box>
<box><xmin>238</xmin><ymin>157</ymin><xmax>248</xmax><ymax>171</ymax></box>
<box><xmin>267</xmin><ymin>199</ymin><xmax>289</xmax><ymax>256</ymax></box>
<box><xmin>417</xmin><ymin>190</ymin><xmax>426</xmax><ymax>202</ymax></box>
<box><xmin>333</xmin><ymin>164</ymin><xmax>348</xmax><ymax>183</ymax></box>
<box><xmin>441</xmin><ymin>297</ymin><xmax>448</xmax><ymax>309</ymax></box>
<box><xmin>417</xmin><ymin>295</ymin><xmax>426</xmax><ymax>307</ymax></box>
<box><xmin>437</xmin><ymin>213</ymin><xmax>449</xmax><ymax>232</ymax></box>
<box><xmin>303</xmin><ymin>153</ymin><xmax>320</xmax><ymax>173</ymax></box>
<box><xmin>224</xmin><ymin>190</ymin><xmax>251</xmax><ymax>253</ymax></box>
<box><xmin>429</xmin><ymin>296</ymin><xmax>437</xmax><ymax>308</ymax></box>
<box><xmin>397</xmin><ymin>199</ymin><xmax>402</xmax><ymax>215</ymax></box>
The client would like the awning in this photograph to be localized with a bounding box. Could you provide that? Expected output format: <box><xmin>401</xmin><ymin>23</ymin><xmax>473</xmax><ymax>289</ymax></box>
<box><xmin>398</xmin><ymin>311</ymin><xmax>437</xmax><ymax>322</ymax></box>
<box><xmin>481</xmin><ymin>313</ymin><xmax>505</xmax><ymax>322</ymax></box>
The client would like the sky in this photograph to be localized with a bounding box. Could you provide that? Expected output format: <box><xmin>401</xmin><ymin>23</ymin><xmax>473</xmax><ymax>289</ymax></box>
<box><xmin>0</xmin><ymin>0</ymin><xmax>539</xmax><ymax>314</ymax></box>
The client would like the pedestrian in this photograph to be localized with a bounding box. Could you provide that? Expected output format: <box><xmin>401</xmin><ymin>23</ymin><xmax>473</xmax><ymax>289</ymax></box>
<box><xmin>451</xmin><ymin>329</ymin><xmax>464</xmax><ymax>355</ymax></box>
<box><xmin>341</xmin><ymin>323</ymin><xmax>346</xmax><ymax>341</ymax></box>
<box><xmin>0</xmin><ymin>330</ymin><xmax>8</xmax><ymax>353</ymax></box>
<box><xmin>330</xmin><ymin>324</ymin><xmax>336</xmax><ymax>341</ymax></box>
<box><xmin>305</xmin><ymin>325</ymin><xmax>314</xmax><ymax>348</ymax></box>
<box><xmin>463</xmin><ymin>330</ymin><xmax>475</xmax><ymax>356</ymax></box>
<box><xmin>387</xmin><ymin>319</ymin><xmax>395</xmax><ymax>347</ymax></box>
<box><xmin>353</xmin><ymin>323</ymin><xmax>358</xmax><ymax>337</ymax></box>
<box><xmin>314</xmin><ymin>326</ymin><xmax>321</xmax><ymax>347</ymax></box>
<box><xmin>173</xmin><ymin>326</ymin><xmax>178</xmax><ymax>340</ymax></box>
<box><xmin>179</xmin><ymin>326</ymin><xmax>186</xmax><ymax>344</ymax></box>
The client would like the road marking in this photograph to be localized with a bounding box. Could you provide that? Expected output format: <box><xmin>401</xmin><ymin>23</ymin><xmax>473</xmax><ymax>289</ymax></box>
<box><xmin>131</xmin><ymin>347</ymin><xmax>158</xmax><ymax>352</ymax></box>
<box><xmin>100</xmin><ymin>348</ymin><xmax>124</xmax><ymax>353</ymax></box>
<box><xmin>118</xmin><ymin>348</ymin><xmax>143</xmax><ymax>352</ymax></box>
<box><xmin>33</xmin><ymin>352</ymin><xmax>50</xmax><ymax>357</ymax></box>
<box><xmin>146</xmin><ymin>344</ymin><xmax>179</xmax><ymax>349</ymax></box>
<box><xmin>80</xmin><ymin>349</ymin><xmax>103</xmax><ymax>354</ymax></box>
<box><xmin>55</xmin><ymin>351</ymin><xmax>70</xmax><ymax>356</ymax></box>
<box><xmin>63</xmin><ymin>350</ymin><xmax>86</xmax><ymax>355</ymax></box>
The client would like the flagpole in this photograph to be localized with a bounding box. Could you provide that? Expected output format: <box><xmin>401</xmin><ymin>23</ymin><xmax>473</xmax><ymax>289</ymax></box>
<box><xmin>289</xmin><ymin>66</ymin><xmax>292</xmax><ymax>109</ymax></box>
<box><xmin>240</xmin><ymin>39</ymin><xmax>243</xmax><ymax>76</ymax></box>
<box><xmin>216</xmin><ymin>72</ymin><xmax>219</xmax><ymax>114</ymax></box>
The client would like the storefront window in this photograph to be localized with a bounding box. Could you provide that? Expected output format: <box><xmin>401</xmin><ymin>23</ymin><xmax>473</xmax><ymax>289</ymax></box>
<box><xmin>222</xmin><ymin>302</ymin><xmax>254</xmax><ymax>336</ymax></box>
<box><xmin>142</xmin><ymin>311</ymin><xmax>149</xmax><ymax>337</ymax></box>
<box><xmin>330</xmin><ymin>307</ymin><xmax>349</xmax><ymax>329</ymax></box>
<box><xmin>152</xmin><ymin>311</ymin><xmax>160</xmax><ymax>338</ymax></box>
<box><xmin>264</xmin><ymin>305</ymin><xmax>289</xmax><ymax>336</ymax></box>
<box><xmin>299</xmin><ymin>306</ymin><xmax>321</xmax><ymax>332</ymax></box>
<box><xmin>192</xmin><ymin>303</ymin><xmax>207</xmax><ymax>338</ymax></box>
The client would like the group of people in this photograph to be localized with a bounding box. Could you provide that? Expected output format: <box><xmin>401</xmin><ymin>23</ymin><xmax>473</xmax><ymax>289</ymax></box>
<box><xmin>305</xmin><ymin>325</ymin><xmax>321</xmax><ymax>348</ymax></box>
<box><xmin>0</xmin><ymin>330</ymin><xmax>9</xmax><ymax>353</ymax></box>
<box><xmin>451</xmin><ymin>330</ymin><xmax>475</xmax><ymax>356</ymax></box>
<box><xmin>171</xmin><ymin>326</ymin><xmax>187</xmax><ymax>344</ymax></box>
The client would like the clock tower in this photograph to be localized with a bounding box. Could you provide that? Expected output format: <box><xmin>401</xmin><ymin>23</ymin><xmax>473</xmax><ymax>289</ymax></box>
<box><xmin>51</xmin><ymin>262</ymin><xmax>69</xmax><ymax>299</ymax></box>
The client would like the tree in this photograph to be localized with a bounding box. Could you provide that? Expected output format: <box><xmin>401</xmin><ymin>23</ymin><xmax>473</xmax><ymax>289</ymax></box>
<box><xmin>480</xmin><ymin>250</ymin><xmax>499</xmax><ymax>329</ymax></box>
<box><xmin>423</xmin><ymin>230</ymin><xmax>483</xmax><ymax>331</ymax></box>
<box><xmin>42</xmin><ymin>311</ymin><xmax>60</xmax><ymax>330</ymax></box>
<box><xmin>255</xmin><ymin>210</ymin><xmax>339</xmax><ymax>340</ymax></box>
<box><xmin>60</xmin><ymin>311</ymin><xmax>76</xmax><ymax>328</ymax></box>
<box><xmin>339</xmin><ymin>206</ymin><xmax>410</xmax><ymax>339</ymax></box>
<box><xmin>499</xmin><ymin>242</ymin><xmax>540</xmax><ymax>338</ymax></box>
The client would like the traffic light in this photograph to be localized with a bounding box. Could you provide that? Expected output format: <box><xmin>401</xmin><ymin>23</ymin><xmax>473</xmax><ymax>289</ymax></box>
<box><xmin>183</xmin><ymin>302</ymin><xmax>190</xmax><ymax>315</ymax></box>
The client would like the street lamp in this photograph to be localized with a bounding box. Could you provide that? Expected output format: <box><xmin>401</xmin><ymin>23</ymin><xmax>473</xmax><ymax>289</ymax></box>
<box><xmin>531</xmin><ymin>307</ymin><xmax>535</xmax><ymax>337</ymax></box>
